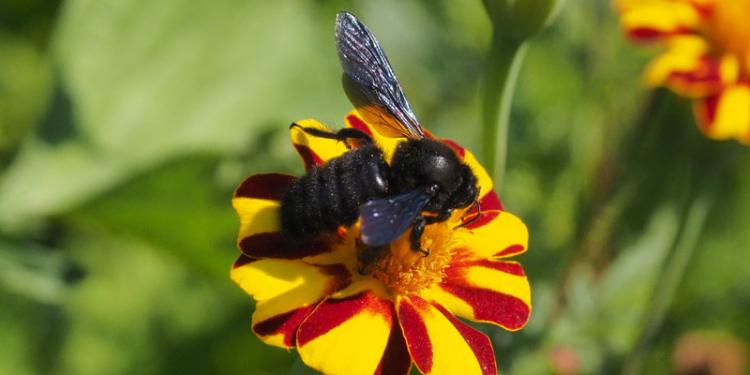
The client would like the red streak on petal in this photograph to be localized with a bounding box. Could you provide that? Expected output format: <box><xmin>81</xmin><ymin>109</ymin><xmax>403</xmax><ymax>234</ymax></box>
<box><xmin>318</xmin><ymin>264</ymin><xmax>353</xmax><ymax>295</ymax></box>
<box><xmin>446</xmin><ymin>252</ymin><xmax>525</xmax><ymax>277</ymax></box>
<box><xmin>253</xmin><ymin>304</ymin><xmax>317</xmax><ymax>347</ymax></box>
<box><xmin>466</xmin><ymin>259</ymin><xmax>526</xmax><ymax>276</ymax></box>
<box><xmin>433</xmin><ymin>303</ymin><xmax>497</xmax><ymax>375</ymax></box>
<box><xmin>398</xmin><ymin>297</ymin><xmax>433</xmax><ymax>373</ymax></box>
<box><xmin>235</xmin><ymin>173</ymin><xmax>296</xmax><ymax>201</ymax></box>
<box><xmin>463</xmin><ymin>211</ymin><xmax>500</xmax><ymax>230</ymax></box>
<box><xmin>232</xmin><ymin>254</ymin><xmax>256</xmax><ymax>269</ymax></box>
<box><xmin>627</xmin><ymin>27</ymin><xmax>667</xmax><ymax>42</ymax></box>
<box><xmin>664</xmin><ymin>56</ymin><xmax>725</xmax><ymax>98</ymax></box>
<box><xmin>495</xmin><ymin>244</ymin><xmax>526</xmax><ymax>258</ymax></box>
<box><xmin>346</xmin><ymin>114</ymin><xmax>374</xmax><ymax>137</ymax></box>
<box><xmin>690</xmin><ymin>1</ymin><xmax>713</xmax><ymax>17</ymax></box>
<box><xmin>297</xmin><ymin>292</ymin><xmax>391</xmax><ymax>347</ymax></box>
<box><xmin>670</xmin><ymin>73</ymin><xmax>719</xmax><ymax>87</ymax></box>
<box><xmin>627</xmin><ymin>26</ymin><xmax>691</xmax><ymax>42</ymax></box>
<box><xmin>375</xmin><ymin>306</ymin><xmax>412</xmax><ymax>375</ymax></box>
<box><xmin>294</xmin><ymin>145</ymin><xmax>324</xmax><ymax>170</ymax></box>
<box><xmin>239</xmin><ymin>232</ymin><xmax>332</xmax><ymax>259</ymax></box>
<box><xmin>439</xmin><ymin>281</ymin><xmax>530</xmax><ymax>330</ymax></box>
<box><xmin>695</xmin><ymin>94</ymin><xmax>720</xmax><ymax>131</ymax></box>
<box><xmin>480</xmin><ymin>190</ymin><xmax>503</xmax><ymax>211</ymax></box>
<box><xmin>460</xmin><ymin>191</ymin><xmax>503</xmax><ymax>228</ymax></box>
<box><xmin>438</xmin><ymin>138</ymin><xmax>466</xmax><ymax>158</ymax></box>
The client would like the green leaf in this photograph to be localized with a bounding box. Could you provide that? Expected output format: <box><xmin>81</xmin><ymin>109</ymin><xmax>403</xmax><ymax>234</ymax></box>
<box><xmin>0</xmin><ymin>0</ymin><xmax>347</xmax><ymax>231</ymax></box>
<box><xmin>529</xmin><ymin>206</ymin><xmax>681</xmax><ymax>372</ymax></box>
<box><xmin>66</xmin><ymin>155</ymin><xmax>236</xmax><ymax>278</ymax></box>
<box><xmin>0</xmin><ymin>31</ymin><xmax>52</xmax><ymax>160</ymax></box>
<box><xmin>596</xmin><ymin>207</ymin><xmax>680</xmax><ymax>354</ymax></box>
<box><xmin>53</xmin><ymin>228</ymin><xmax>295</xmax><ymax>375</ymax></box>
<box><xmin>0</xmin><ymin>239</ymin><xmax>80</xmax><ymax>303</ymax></box>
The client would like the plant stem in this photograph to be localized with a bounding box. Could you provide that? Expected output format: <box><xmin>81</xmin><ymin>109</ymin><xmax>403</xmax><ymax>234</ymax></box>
<box><xmin>481</xmin><ymin>31</ymin><xmax>527</xmax><ymax>189</ymax></box>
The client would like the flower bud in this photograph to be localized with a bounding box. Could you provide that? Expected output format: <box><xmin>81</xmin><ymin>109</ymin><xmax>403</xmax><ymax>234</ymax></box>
<box><xmin>483</xmin><ymin>0</ymin><xmax>563</xmax><ymax>40</ymax></box>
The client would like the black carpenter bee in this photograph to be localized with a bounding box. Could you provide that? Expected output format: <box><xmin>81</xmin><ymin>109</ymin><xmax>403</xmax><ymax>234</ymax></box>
<box><xmin>280</xmin><ymin>12</ymin><xmax>480</xmax><ymax>269</ymax></box>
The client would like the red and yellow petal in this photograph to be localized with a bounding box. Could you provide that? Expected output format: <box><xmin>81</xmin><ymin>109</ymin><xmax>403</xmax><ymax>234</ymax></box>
<box><xmin>238</xmin><ymin>231</ymin><xmax>341</xmax><ymax>260</ymax></box>
<box><xmin>230</xmin><ymin>257</ymin><xmax>351</xmax><ymax>348</ymax></box>
<box><xmin>345</xmin><ymin>111</ymin><xmax>403</xmax><ymax>162</ymax></box>
<box><xmin>435</xmin><ymin>138</ymin><xmax>502</xmax><ymax>229</ymax></box>
<box><xmin>233</xmin><ymin>173</ymin><xmax>294</xmax><ymax>239</ymax></box>
<box><xmin>459</xmin><ymin>147</ymin><xmax>494</xmax><ymax>201</ymax></box>
<box><xmin>615</xmin><ymin>0</ymin><xmax>656</xmax><ymax>12</ymax></box>
<box><xmin>619</xmin><ymin>1</ymin><xmax>701</xmax><ymax>42</ymax></box>
<box><xmin>296</xmin><ymin>287</ymin><xmax>410</xmax><ymax>375</ymax></box>
<box><xmin>641</xmin><ymin>36</ymin><xmax>728</xmax><ymax>97</ymax></box>
<box><xmin>397</xmin><ymin>295</ymin><xmax>497</xmax><ymax>375</ymax></box>
<box><xmin>424</xmin><ymin>251</ymin><xmax>531</xmax><ymax>332</ymax></box>
<box><xmin>291</xmin><ymin>119</ymin><xmax>350</xmax><ymax>170</ymax></box>
<box><xmin>694</xmin><ymin>84</ymin><xmax>750</xmax><ymax>144</ymax></box>
<box><xmin>233</xmin><ymin>173</ymin><xmax>341</xmax><ymax>260</ymax></box>
<box><xmin>452</xmin><ymin>208</ymin><xmax>529</xmax><ymax>259</ymax></box>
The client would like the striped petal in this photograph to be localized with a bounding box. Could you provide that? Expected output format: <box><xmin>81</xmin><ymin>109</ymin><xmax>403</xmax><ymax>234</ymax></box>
<box><xmin>238</xmin><ymin>232</ymin><xmax>339</xmax><ymax>260</ymax></box>
<box><xmin>397</xmin><ymin>295</ymin><xmax>497</xmax><ymax>375</ymax></box>
<box><xmin>291</xmin><ymin>119</ymin><xmax>349</xmax><ymax>170</ymax></box>
<box><xmin>642</xmin><ymin>36</ymin><xmax>727</xmax><ymax>97</ymax></box>
<box><xmin>460</xmin><ymin>148</ymin><xmax>494</xmax><ymax>201</ymax></box>
<box><xmin>615</xmin><ymin>0</ymin><xmax>658</xmax><ymax>12</ymax></box>
<box><xmin>452</xmin><ymin>209</ymin><xmax>529</xmax><ymax>259</ymax></box>
<box><xmin>432</xmin><ymin>138</ymin><xmax>497</xmax><ymax>209</ymax></box>
<box><xmin>694</xmin><ymin>84</ymin><xmax>750</xmax><ymax>144</ymax></box>
<box><xmin>424</xmin><ymin>251</ymin><xmax>531</xmax><ymax>331</ymax></box>
<box><xmin>230</xmin><ymin>257</ymin><xmax>351</xmax><ymax>348</ymax></box>
<box><xmin>345</xmin><ymin>111</ymin><xmax>402</xmax><ymax>162</ymax></box>
<box><xmin>233</xmin><ymin>173</ymin><xmax>294</xmax><ymax>238</ymax></box>
<box><xmin>233</xmin><ymin>173</ymin><xmax>341</xmax><ymax>260</ymax></box>
<box><xmin>297</xmin><ymin>288</ymin><xmax>410</xmax><ymax>375</ymax></box>
<box><xmin>620</xmin><ymin>1</ymin><xmax>701</xmax><ymax>41</ymax></box>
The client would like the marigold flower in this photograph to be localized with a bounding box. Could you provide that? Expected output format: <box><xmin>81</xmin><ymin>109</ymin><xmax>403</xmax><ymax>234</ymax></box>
<box><xmin>617</xmin><ymin>0</ymin><xmax>750</xmax><ymax>144</ymax></box>
<box><xmin>230</xmin><ymin>111</ymin><xmax>531</xmax><ymax>374</ymax></box>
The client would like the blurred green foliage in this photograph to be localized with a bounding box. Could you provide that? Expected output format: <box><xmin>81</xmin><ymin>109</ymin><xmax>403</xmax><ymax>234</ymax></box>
<box><xmin>2</xmin><ymin>0</ymin><xmax>749</xmax><ymax>374</ymax></box>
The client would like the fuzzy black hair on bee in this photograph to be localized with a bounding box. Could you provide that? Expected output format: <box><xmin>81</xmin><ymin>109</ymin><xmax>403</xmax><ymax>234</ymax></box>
<box><xmin>280</xmin><ymin>140</ymin><xmax>389</xmax><ymax>239</ymax></box>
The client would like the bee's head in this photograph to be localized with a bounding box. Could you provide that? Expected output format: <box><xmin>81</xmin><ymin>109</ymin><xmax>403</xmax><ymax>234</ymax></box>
<box><xmin>423</xmin><ymin>153</ymin><xmax>459</xmax><ymax>191</ymax></box>
<box><xmin>391</xmin><ymin>138</ymin><xmax>478</xmax><ymax>211</ymax></box>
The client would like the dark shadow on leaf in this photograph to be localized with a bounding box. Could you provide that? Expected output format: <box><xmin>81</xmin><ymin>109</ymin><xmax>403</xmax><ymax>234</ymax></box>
<box><xmin>36</xmin><ymin>78</ymin><xmax>78</xmax><ymax>145</ymax></box>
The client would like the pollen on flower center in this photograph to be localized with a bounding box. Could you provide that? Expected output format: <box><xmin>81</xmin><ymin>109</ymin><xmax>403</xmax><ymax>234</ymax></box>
<box><xmin>707</xmin><ymin>1</ymin><xmax>750</xmax><ymax>71</ymax></box>
<box><xmin>367</xmin><ymin>219</ymin><xmax>457</xmax><ymax>296</ymax></box>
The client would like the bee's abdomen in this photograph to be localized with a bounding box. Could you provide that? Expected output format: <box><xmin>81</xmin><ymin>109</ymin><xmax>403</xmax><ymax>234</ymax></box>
<box><xmin>280</xmin><ymin>144</ymin><xmax>389</xmax><ymax>239</ymax></box>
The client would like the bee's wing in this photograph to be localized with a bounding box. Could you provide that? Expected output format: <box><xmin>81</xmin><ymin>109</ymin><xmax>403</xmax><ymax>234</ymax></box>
<box><xmin>359</xmin><ymin>190</ymin><xmax>429</xmax><ymax>247</ymax></box>
<box><xmin>335</xmin><ymin>12</ymin><xmax>425</xmax><ymax>139</ymax></box>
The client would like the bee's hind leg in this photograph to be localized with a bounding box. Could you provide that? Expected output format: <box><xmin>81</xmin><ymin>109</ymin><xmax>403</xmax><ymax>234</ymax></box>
<box><xmin>289</xmin><ymin>122</ymin><xmax>372</xmax><ymax>144</ymax></box>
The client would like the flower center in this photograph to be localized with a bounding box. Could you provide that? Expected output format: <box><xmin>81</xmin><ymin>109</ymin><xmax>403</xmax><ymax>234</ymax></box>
<box><xmin>707</xmin><ymin>0</ymin><xmax>750</xmax><ymax>72</ymax></box>
<box><xmin>366</xmin><ymin>220</ymin><xmax>456</xmax><ymax>296</ymax></box>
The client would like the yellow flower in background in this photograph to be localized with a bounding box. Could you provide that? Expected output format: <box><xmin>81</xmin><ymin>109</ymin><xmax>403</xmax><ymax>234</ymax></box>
<box><xmin>617</xmin><ymin>0</ymin><xmax>750</xmax><ymax>144</ymax></box>
<box><xmin>230</xmin><ymin>112</ymin><xmax>531</xmax><ymax>375</ymax></box>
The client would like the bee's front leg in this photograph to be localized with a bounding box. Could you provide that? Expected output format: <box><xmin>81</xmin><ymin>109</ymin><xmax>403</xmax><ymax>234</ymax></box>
<box><xmin>410</xmin><ymin>216</ymin><xmax>429</xmax><ymax>256</ymax></box>
<box><xmin>410</xmin><ymin>209</ymin><xmax>453</xmax><ymax>256</ymax></box>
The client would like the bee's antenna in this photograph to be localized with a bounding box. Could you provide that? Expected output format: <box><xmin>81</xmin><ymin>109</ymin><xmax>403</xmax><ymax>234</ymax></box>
<box><xmin>453</xmin><ymin>198</ymin><xmax>481</xmax><ymax>229</ymax></box>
